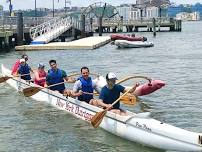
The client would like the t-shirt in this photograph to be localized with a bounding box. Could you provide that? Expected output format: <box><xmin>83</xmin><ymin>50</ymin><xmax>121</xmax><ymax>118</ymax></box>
<box><xmin>99</xmin><ymin>84</ymin><xmax>125</xmax><ymax>109</ymax></box>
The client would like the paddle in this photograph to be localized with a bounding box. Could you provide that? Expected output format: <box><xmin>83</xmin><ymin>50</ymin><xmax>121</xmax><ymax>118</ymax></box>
<box><xmin>82</xmin><ymin>91</ymin><xmax>137</xmax><ymax>105</ymax></box>
<box><xmin>22</xmin><ymin>72</ymin><xmax>80</xmax><ymax>97</ymax></box>
<box><xmin>91</xmin><ymin>87</ymin><xmax>133</xmax><ymax>128</ymax></box>
<box><xmin>116</xmin><ymin>75</ymin><xmax>151</xmax><ymax>105</ymax></box>
<box><xmin>23</xmin><ymin>81</ymin><xmax>68</xmax><ymax>97</ymax></box>
<box><xmin>0</xmin><ymin>73</ymin><xmax>31</xmax><ymax>83</ymax></box>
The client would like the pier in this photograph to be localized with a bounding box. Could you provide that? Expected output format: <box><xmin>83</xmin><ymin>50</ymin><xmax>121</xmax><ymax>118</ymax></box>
<box><xmin>0</xmin><ymin>2</ymin><xmax>182</xmax><ymax>51</ymax></box>
<box><xmin>15</xmin><ymin>36</ymin><xmax>111</xmax><ymax>51</ymax></box>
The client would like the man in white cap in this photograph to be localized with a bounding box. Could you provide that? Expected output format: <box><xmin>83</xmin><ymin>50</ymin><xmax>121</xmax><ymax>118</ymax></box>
<box><xmin>97</xmin><ymin>72</ymin><xmax>139</xmax><ymax>115</ymax></box>
<box><xmin>17</xmin><ymin>58</ymin><xmax>33</xmax><ymax>80</ymax></box>
<box><xmin>11</xmin><ymin>54</ymin><xmax>29</xmax><ymax>75</ymax></box>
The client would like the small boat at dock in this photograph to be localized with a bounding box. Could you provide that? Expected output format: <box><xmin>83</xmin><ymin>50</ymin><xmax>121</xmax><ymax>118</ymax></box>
<box><xmin>114</xmin><ymin>40</ymin><xmax>154</xmax><ymax>48</ymax></box>
<box><xmin>1</xmin><ymin>64</ymin><xmax>202</xmax><ymax>152</ymax></box>
<box><xmin>110</xmin><ymin>34</ymin><xmax>147</xmax><ymax>41</ymax></box>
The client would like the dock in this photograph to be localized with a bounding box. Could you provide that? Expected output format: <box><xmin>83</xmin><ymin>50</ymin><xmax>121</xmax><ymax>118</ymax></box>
<box><xmin>15</xmin><ymin>36</ymin><xmax>111</xmax><ymax>51</ymax></box>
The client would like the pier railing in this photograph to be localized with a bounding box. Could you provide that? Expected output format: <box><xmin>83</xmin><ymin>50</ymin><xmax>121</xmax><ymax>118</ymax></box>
<box><xmin>0</xmin><ymin>16</ymin><xmax>54</xmax><ymax>30</ymax></box>
<box><xmin>91</xmin><ymin>17</ymin><xmax>176</xmax><ymax>27</ymax></box>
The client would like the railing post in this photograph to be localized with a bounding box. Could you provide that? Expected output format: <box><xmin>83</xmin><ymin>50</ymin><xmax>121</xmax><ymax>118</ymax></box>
<box><xmin>152</xmin><ymin>18</ymin><xmax>156</xmax><ymax>37</ymax></box>
<box><xmin>98</xmin><ymin>16</ymin><xmax>102</xmax><ymax>36</ymax></box>
<box><xmin>81</xmin><ymin>14</ymin><xmax>85</xmax><ymax>38</ymax></box>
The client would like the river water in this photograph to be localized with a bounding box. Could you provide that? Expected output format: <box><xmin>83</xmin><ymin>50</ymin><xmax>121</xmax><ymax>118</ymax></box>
<box><xmin>0</xmin><ymin>21</ymin><xmax>202</xmax><ymax>152</ymax></box>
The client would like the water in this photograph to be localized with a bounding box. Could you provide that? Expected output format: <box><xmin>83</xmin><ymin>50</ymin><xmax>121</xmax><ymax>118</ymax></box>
<box><xmin>0</xmin><ymin>21</ymin><xmax>202</xmax><ymax>152</ymax></box>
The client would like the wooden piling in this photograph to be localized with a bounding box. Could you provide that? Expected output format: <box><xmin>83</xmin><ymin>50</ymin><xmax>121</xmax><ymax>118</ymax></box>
<box><xmin>152</xmin><ymin>18</ymin><xmax>156</xmax><ymax>37</ymax></box>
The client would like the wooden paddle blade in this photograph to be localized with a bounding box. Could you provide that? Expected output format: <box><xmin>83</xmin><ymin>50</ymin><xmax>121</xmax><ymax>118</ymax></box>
<box><xmin>91</xmin><ymin>109</ymin><xmax>107</xmax><ymax>128</ymax></box>
<box><xmin>120</xmin><ymin>93</ymin><xmax>137</xmax><ymax>105</ymax></box>
<box><xmin>0</xmin><ymin>76</ymin><xmax>11</xmax><ymax>83</ymax></box>
<box><xmin>23</xmin><ymin>87</ymin><xmax>41</xmax><ymax>97</ymax></box>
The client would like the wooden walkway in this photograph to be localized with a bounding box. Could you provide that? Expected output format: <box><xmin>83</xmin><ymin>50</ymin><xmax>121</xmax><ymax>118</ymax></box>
<box><xmin>15</xmin><ymin>36</ymin><xmax>111</xmax><ymax>51</ymax></box>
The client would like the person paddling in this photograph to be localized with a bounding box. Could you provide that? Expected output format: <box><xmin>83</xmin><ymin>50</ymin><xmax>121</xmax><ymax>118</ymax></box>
<box><xmin>17</xmin><ymin>58</ymin><xmax>33</xmax><ymax>81</ymax></box>
<box><xmin>72</xmin><ymin>67</ymin><xmax>101</xmax><ymax>103</ymax></box>
<box><xmin>34</xmin><ymin>63</ymin><xmax>47</xmax><ymax>87</ymax></box>
<box><xmin>11</xmin><ymin>54</ymin><xmax>28</xmax><ymax>75</ymax></box>
<box><xmin>45</xmin><ymin>60</ymin><xmax>75</xmax><ymax>95</ymax></box>
<box><xmin>93</xmin><ymin>72</ymin><xmax>139</xmax><ymax>116</ymax></box>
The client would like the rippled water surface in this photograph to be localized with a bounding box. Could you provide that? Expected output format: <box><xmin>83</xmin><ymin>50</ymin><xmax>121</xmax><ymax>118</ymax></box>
<box><xmin>0</xmin><ymin>21</ymin><xmax>202</xmax><ymax>152</ymax></box>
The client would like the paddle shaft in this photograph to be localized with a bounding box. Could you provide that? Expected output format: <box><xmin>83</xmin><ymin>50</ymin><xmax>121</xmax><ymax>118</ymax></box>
<box><xmin>45</xmin><ymin>81</ymin><xmax>66</xmax><ymax>89</ymax></box>
<box><xmin>107</xmin><ymin>87</ymin><xmax>135</xmax><ymax>110</ymax></box>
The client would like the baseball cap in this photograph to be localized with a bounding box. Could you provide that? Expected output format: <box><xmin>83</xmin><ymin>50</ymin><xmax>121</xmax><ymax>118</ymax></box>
<box><xmin>20</xmin><ymin>58</ymin><xmax>25</xmax><ymax>63</ymax></box>
<box><xmin>38</xmin><ymin>63</ymin><xmax>45</xmax><ymax>68</ymax></box>
<box><xmin>106</xmin><ymin>72</ymin><xmax>118</xmax><ymax>80</ymax></box>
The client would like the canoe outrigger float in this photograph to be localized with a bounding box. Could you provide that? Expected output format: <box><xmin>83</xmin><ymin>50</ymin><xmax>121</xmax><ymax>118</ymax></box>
<box><xmin>1</xmin><ymin>64</ymin><xmax>202</xmax><ymax>151</ymax></box>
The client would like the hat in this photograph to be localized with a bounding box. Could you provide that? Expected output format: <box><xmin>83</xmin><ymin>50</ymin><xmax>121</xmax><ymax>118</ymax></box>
<box><xmin>38</xmin><ymin>63</ymin><xmax>45</xmax><ymax>68</ymax></box>
<box><xmin>106</xmin><ymin>72</ymin><xmax>118</xmax><ymax>80</ymax></box>
<box><xmin>20</xmin><ymin>58</ymin><xmax>25</xmax><ymax>63</ymax></box>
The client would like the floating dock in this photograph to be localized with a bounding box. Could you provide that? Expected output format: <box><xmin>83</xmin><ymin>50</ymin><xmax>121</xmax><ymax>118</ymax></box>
<box><xmin>15</xmin><ymin>36</ymin><xmax>111</xmax><ymax>51</ymax></box>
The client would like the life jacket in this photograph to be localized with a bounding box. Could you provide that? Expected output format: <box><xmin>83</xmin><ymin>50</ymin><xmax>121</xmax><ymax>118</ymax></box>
<box><xmin>34</xmin><ymin>70</ymin><xmax>47</xmax><ymax>87</ymax></box>
<box><xmin>18</xmin><ymin>64</ymin><xmax>31</xmax><ymax>80</ymax></box>
<box><xmin>78</xmin><ymin>76</ymin><xmax>93</xmax><ymax>103</ymax></box>
<box><xmin>47</xmin><ymin>69</ymin><xmax>65</xmax><ymax>92</ymax></box>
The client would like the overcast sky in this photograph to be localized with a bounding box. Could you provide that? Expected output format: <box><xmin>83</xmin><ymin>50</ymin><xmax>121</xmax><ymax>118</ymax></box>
<box><xmin>1</xmin><ymin>0</ymin><xmax>202</xmax><ymax>10</ymax></box>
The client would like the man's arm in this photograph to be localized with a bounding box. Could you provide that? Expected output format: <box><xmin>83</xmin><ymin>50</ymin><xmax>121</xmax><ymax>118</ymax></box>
<box><xmin>62</xmin><ymin>70</ymin><xmax>76</xmax><ymax>83</ymax></box>
<box><xmin>123</xmin><ymin>83</ymin><xmax>139</xmax><ymax>94</ymax></box>
<box><xmin>71</xmin><ymin>80</ymin><xmax>83</xmax><ymax>97</ymax></box>
<box><xmin>92</xmin><ymin>80</ymin><xmax>101</xmax><ymax>94</ymax></box>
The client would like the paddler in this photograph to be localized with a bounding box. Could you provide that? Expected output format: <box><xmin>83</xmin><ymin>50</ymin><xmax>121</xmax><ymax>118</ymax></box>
<box><xmin>17</xmin><ymin>58</ymin><xmax>33</xmax><ymax>81</ymax></box>
<box><xmin>72</xmin><ymin>67</ymin><xmax>105</xmax><ymax>104</ymax></box>
<box><xmin>92</xmin><ymin>72</ymin><xmax>139</xmax><ymax>115</ymax></box>
<box><xmin>34</xmin><ymin>63</ymin><xmax>47</xmax><ymax>87</ymax></box>
<box><xmin>11</xmin><ymin>54</ymin><xmax>29</xmax><ymax>75</ymax></box>
<box><xmin>45</xmin><ymin>60</ymin><xmax>75</xmax><ymax>95</ymax></box>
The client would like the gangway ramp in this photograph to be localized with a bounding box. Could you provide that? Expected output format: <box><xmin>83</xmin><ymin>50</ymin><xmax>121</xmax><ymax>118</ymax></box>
<box><xmin>30</xmin><ymin>17</ymin><xmax>74</xmax><ymax>44</ymax></box>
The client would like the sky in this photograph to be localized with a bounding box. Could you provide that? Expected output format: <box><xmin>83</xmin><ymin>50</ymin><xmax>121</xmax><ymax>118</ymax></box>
<box><xmin>1</xmin><ymin>0</ymin><xmax>202</xmax><ymax>10</ymax></box>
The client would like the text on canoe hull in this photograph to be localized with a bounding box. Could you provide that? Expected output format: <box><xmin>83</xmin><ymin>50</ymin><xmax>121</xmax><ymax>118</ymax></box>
<box><xmin>56</xmin><ymin>98</ymin><xmax>93</xmax><ymax>121</ymax></box>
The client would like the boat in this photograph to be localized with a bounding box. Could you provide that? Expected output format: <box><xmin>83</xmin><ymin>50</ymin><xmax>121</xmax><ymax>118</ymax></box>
<box><xmin>114</xmin><ymin>40</ymin><xmax>154</xmax><ymax>48</ymax></box>
<box><xmin>1</xmin><ymin>64</ymin><xmax>202</xmax><ymax>152</ymax></box>
<box><xmin>94</xmin><ymin>75</ymin><xmax>165</xmax><ymax>96</ymax></box>
<box><xmin>110</xmin><ymin>34</ymin><xmax>147</xmax><ymax>41</ymax></box>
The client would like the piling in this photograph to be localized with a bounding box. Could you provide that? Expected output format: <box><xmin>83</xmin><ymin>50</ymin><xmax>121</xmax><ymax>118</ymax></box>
<box><xmin>98</xmin><ymin>17</ymin><xmax>102</xmax><ymax>36</ymax></box>
<box><xmin>16</xmin><ymin>12</ymin><xmax>24</xmax><ymax>46</ymax></box>
<box><xmin>152</xmin><ymin>18</ymin><xmax>156</xmax><ymax>37</ymax></box>
<box><xmin>80</xmin><ymin>14</ymin><xmax>85</xmax><ymax>38</ymax></box>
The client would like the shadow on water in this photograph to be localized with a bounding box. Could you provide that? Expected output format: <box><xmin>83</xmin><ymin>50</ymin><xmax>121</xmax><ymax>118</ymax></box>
<box><xmin>0</xmin><ymin>48</ymin><xmax>15</xmax><ymax>54</ymax></box>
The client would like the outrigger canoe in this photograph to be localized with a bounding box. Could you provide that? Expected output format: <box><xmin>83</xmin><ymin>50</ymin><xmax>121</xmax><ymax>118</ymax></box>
<box><xmin>1</xmin><ymin>64</ymin><xmax>202</xmax><ymax>151</ymax></box>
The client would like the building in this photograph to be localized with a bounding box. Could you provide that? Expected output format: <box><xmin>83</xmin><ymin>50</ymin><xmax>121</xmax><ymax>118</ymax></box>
<box><xmin>146</xmin><ymin>6</ymin><xmax>159</xmax><ymax>18</ymax></box>
<box><xmin>0</xmin><ymin>5</ymin><xmax>3</xmax><ymax>17</ymax></box>
<box><xmin>116</xmin><ymin>5</ymin><xmax>131</xmax><ymax>20</ymax></box>
<box><xmin>176</xmin><ymin>12</ymin><xmax>200</xmax><ymax>21</ymax></box>
<box><xmin>168</xmin><ymin>3</ymin><xmax>202</xmax><ymax>19</ymax></box>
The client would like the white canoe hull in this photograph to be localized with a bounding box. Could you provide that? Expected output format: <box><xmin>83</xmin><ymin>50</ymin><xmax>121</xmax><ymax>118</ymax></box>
<box><xmin>115</xmin><ymin>40</ymin><xmax>154</xmax><ymax>48</ymax></box>
<box><xmin>1</xmin><ymin>64</ymin><xmax>202</xmax><ymax>151</ymax></box>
